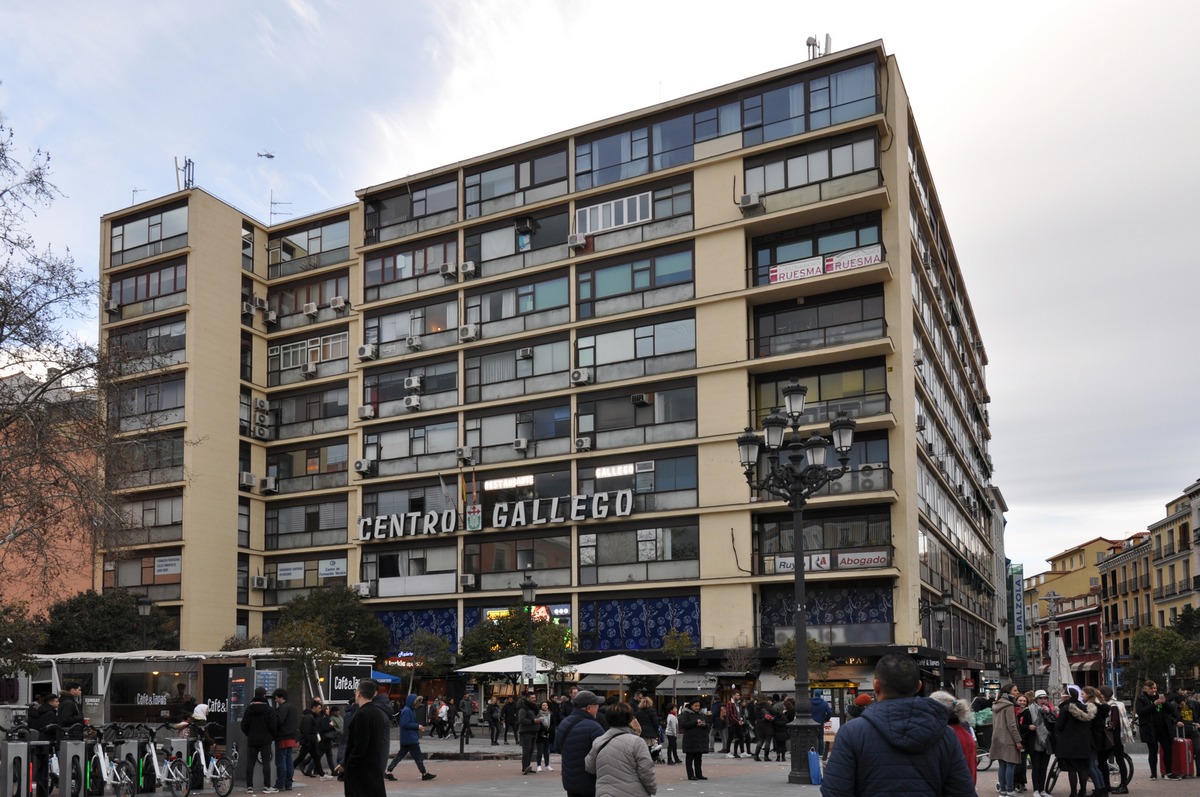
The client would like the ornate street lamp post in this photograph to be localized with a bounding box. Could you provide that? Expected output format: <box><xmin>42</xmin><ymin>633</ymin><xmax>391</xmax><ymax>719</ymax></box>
<box><xmin>136</xmin><ymin>595</ymin><xmax>152</xmax><ymax>649</ymax></box>
<box><xmin>919</xmin><ymin>590</ymin><xmax>952</xmax><ymax>690</ymax></box>
<box><xmin>736</xmin><ymin>378</ymin><xmax>855</xmax><ymax>786</ymax></box>
<box><xmin>520</xmin><ymin>569</ymin><xmax>538</xmax><ymax>695</ymax></box>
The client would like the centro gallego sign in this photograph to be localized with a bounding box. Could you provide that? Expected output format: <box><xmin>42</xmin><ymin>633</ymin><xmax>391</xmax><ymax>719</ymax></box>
<box><xmin>356</xmin><ymin>489</ymin><xmax>635</xmax><ymax>542</ymax></box>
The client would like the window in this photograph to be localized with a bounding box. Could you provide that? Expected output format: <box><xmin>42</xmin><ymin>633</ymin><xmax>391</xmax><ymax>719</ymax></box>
<box><xmin>242</xmin><ymin>223</ymin><xmax>255</xmax><ymax>271</ymax></box>
<box><xmin>365</xmin><ymin>180</ymin><xmax>457</xmax><ymax>242</ymax></box>
<box><xmin>577</xmin><ymin>453</ymin><xmax>698</xmax><ymax>495</ymax></box>
<box><xmin>268</xmin><ymin>331</ymin><xmax>350</xmax><ymax>372</ymax></box>
<box><xmin>745</xmin><ymin>131</ymin><xmax>876</xmax><ymax>198</ymax></box>
<box><xmin>808</xmin><ymin>63</ymin><xmax>877</xmax><ymax>130</ymax></box>
<box><xmin>464</xmin><ymin>211</ymin><xmax>570</xmax><ymax>264</ymax></box>
<box><xmin>268</xmin><ymin>217</ymin><xmax>350</xmax><ymax>277</ymax></box>
<box><xmin>576</xmin><ymin>317</ymin><xmax>695</xmax><ymax>367</ymax></box>
<box><xmin>754</xmin><ymin>289</ymin><xmax>884</xmax><ymax>356</ymax></box>
<box><xmin>755</xmin><ymin>360</ymin><xmax>887</xmax><ymax>428</ymax></box>
<box><xmin>364</xmin><ymin>300</ymin><xmax>459</xmax><ymax>344</ymax></box>
<box><xmin>238</xmin><ymin>500</ymin><xmax>250</xmax><ymax>549</ymax></box>
<box><xmin>751</xmin><ymin>212</ymin><xmax>881</xmax><ymax>286</ymax></box>
<box><xmin>577</xmin><ymin>248</ymin><xmax>692</xmax><ymax>319</ymax></box>
<box><xmin>577</xmin><ymin>385</ymin><xmax>697</xmax><ymax>435</ymax></box>
<box><xmin>479</xmin><ymin>468</ymin><xmax>572</xmax><ymax>520</ymax></box>
<box><xmin>374</xmin><ymin>545</ymin><xmax>457</xmax><ymax>578</ymax></box>
<box><xmin>465</xmin><ymin>404</ymin><xmax>572</xmax><ymax>448</ymax></box>
<box><xmin>363</xmin><ymin>483</ymin><xmax>457</xmax><ymax>520</ymax></box>
<box><xmin>464</xmin><ymin>340</ymin><xmax>570</xmax><ymax>401</ymax></box>
<box><xmin>110</xmin><ymin>203</ymin><xmax>188</xmax><ymax>266</ymax></box>
<box><xmin>273</xmin><ymin>387</ymin><xmax>349</xmax><ymax>424</ymax></box>
<box><xmin>465</xmin><ymin>149</ymin><xmax>568</xmax><ymax>219</ymax></box>
<box><xmin>110</xmin><ymin>259</ymin><xmax>188</xmax><ymax>305</ymax></box>
<box><xmin>112</xmin><ymin>377</ymin><xmax>186</xmax><ymax>422</ymax></box>
<box><xmin>269</xmin><ymin>274</ymin><xmax>349</xmax><ymax>316</ymax></box>
<box><xmin>268</xmin><ymin>441</ymin><xmax>350</xmax><ymax>479</ymax></box>
<box><xmin>265</xmin><ymin>499</ymin><xmax>348</xmax><ymax>550</ymax></box>
<box><xmin>127</xmin><ymin>434</ymin><xmax>185</xmax><ymax>472</ymax></box>
<box><xmin>364</xmin><ymin>361</ymin><xmax>458</xmax><ymax>405</ymax></box>
<box><xmin>463</xmin><ymin>535</ymin><xmax>571</xmax><ymax>576</ymax></box>
<box><xmin>108</xmin><ymin>318</ymin><xmax>187</xmax><ymax>358</ymax></box>
<box><xmin>466</xmin><ymin>275</ymin><xmax>569</xmax><ymax>323</ymax></box>
<box><xmin>364</xmin><ymin>237</ymin><xmax>457</xmax><ymax>289</ymax></box>
<box><xmin>581</xmin><ymin>522</ymin><xmax>698</xmax><ymax>566</ymax></box>
<box><xmin>364</xmin><ymin>421</ymin><xmax>458</xmax><ymax>462</ymax></box>
<box><xmin>576</xmin><ymin>181</ymin><xmax>692</xmax><ymax>238</ymax></box>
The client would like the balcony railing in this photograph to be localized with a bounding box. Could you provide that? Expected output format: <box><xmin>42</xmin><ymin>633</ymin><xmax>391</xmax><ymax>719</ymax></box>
<box><xmin>1164</xmin><ymin>582</ymin><xmax>1177</xmax><ymax>597</ymax></box>
<box><xmin>1153</xmin><ymin>586</ymin><xmax>1164</xmax><ymax>599</ymax></box>
<box><xmin>755</xmin><ymin>318</ymin><xmax>888</xmax><ymax>359</ymax></box>
<box><xmin>1163</xmin><ymin>542</ymin><xmax>1176</xmax><ymax>557</ymax></box>
<box><xmin>1140</xmin><ymin>574</ymin><xmax>1151</xmax><ymax>589</ymax></box>
<box><xmin>1118</xmin><ymin>580</ymin><xmax>1128</xmax><ymax>594</ymax></box>
<box><xmin>1178</xmin><ymin>579</ymin><xmax>1192</xmax><ymax>595</ymax></box>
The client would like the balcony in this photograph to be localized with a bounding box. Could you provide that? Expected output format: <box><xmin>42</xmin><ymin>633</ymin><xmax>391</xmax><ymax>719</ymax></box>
<box><xmin>1178</xmin><ymin>579</ymin><xmax>1192</xmax><ymax>595</ymax></box>
<box><xmin>1118</xmin><ymin>580</ymin><xmax>1128</xmax><ymax>594</ymax></box>
<box><xmin>1140</xmin><ymin>574</ymin><xmax>1151</xmax><ymax>589</ymax></box>
<box><xmin>1153</xmin><ymin>586</ymin><xmax>1164</xmax><ymax>599</ymax></box>
<box><xmin>1163</xmin><ymin>542</ymin><xmax>1177</xmax><ymax>558</ymax></box>
<box><xmin>755</xmin><ymin>318</ymin><xmax>888</xmax><ymax>359</ymax></box>
<box><xmin>1164</xmin><ymin>582</ymin><xmax>1177</xmax><ymax>597</ymax></box>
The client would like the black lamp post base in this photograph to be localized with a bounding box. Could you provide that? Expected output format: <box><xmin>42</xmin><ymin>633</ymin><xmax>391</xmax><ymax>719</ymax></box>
<box><xmin>787</xmin><ymin>718</ymin><xmax>823</xmax><ymax>785</ymax></box>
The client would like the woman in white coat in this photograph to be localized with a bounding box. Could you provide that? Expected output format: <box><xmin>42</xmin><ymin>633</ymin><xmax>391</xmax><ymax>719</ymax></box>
<box><xmin>586</xmin><ymin>702</ymin><xmax>657</xmax><ymax>797</ymax></box>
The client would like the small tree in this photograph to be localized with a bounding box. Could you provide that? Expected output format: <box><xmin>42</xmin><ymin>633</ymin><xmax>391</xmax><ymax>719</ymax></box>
<box><xmin>0</xmin><ymin>602</ymin><xmax>46</xmax><ymax>677</ymax></box>
<box><xmin>1172</xmin><ymin>605</ymin><xmax>1200</xmax><ymax>641</ymax></box>
<box><xmin>772</xmin><ymin>635</ymin><xmax>834</xmax><ymax>683</ymax></box>
<box><xmin>1128</xmin><ymin>626</ymin><xmax>1188</xmax><ymax>686</ymax></box>
<box><xmin>722</xmin><ymin>643</ymin><xmax>761</xmax><ymax>682</ymax></box>
<box><xmin>394</xmin><ymin>629</ymin><xmax>453</xmax><ymax>697</ymax></box>
<box><xmin>41</xmin><ymin>589</ymin><xmax>173</xmax><ymax>652</ymax></box>
<box><xmin>661</xmin><ymin>628</ymin><xmax>697</xmax><ymax>705</ymax></box>
<box><xmin>267</xmin><ymin>619</ymin><xmax>342</xmax><ymax>702</ymax></box>
<box><xmin>274</xmin><ymin>586</ymin><xmax>391</xmax><ymax>661</ymax></box>
<box><xmin>221</xmin><ymin>634</ymin><xmax>265</xmax><ymax>651</ymax></box>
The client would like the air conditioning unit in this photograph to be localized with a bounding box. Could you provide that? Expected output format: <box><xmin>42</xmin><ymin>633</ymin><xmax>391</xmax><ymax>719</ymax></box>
<box><xmin>353</xmin><ymin>458</ymin><xmax>376</xmax><ymax>475</ymax></box>
<box><xmin>440</xmin><ymin>262</ymin><xmax>457</xmax><ymax>279</ymax></box>
<box><xmin>574</xmin><ymin>436</ymin><xmax>593</xmax><ymax>451</ymax></box>
<box><xmin>253</xmin><ymin>411</ymin><xmax>270</xmax><ymax>426</ymax></box>
<box><xmin>456</xmin><ymin>446</ymin><xmax>474</xmax><ymax>462</ymax></box>
<box><xmin>253</xmin><ymin>296</ymin><xmax>269</xmax><ymax>310</ymax></box>
<box><xmin>357</xmin><ymin>405</ymin><xmax>376</xmax><ymax>420</ymax></box>
<box><xmin>300</xmin><ymin>362</ymin><xmax>318</xmax><ymax>378</ymax></box>
<box><xmin>330</xmin><ymin>296</ymin><xmax>348</xmax><ymax>311</ymax></box>
<box><xmin>241</xmin><ymin>301</ymin><xmax>256</xmax><ymax>316</ymax></box>
<box><xmin>914</xmin><ymin>356</ymin><xmax>925</xmax><ymax>367</ymax></box>
<box><xmin>238</xmin><ymin>471</ymin><xmax>257</xmax><ymax>489</ymax></box>
<box><xmin>260</xmin><ymin>477</ymin><xmax>279</xmax><ymax>494</ymax></box>
<box><xmin>738</xmin><ymin>192</ymin><xmax>764</xmax><ymax>211</ymax></box>
<box><xmin>517</xmin><ymin>347</ymin><xmax>534</xmax><ymax>360</ymax></box>
<box><xmin>405</xmin><ymin>335</ymin><xmax>423</xmax><ymax>350</ymax></box>
<box><xmin>303</xmin><ymin>302</ymin><xmax>319</xmax><ymax>317</ymax></box>
<box><xmin>460</xmin><ymin>574</ymin><xmax>476</xmax><ymax>588</ymax></box>
<box><xmin>631</xmin><ymin>392</ymin><xmax>654</xmax><ymax>406</ymax></box>
<box><xmin>916</xmin><ymin>415</ymin><xmax>927</xmax><ymax>431</ymax></box>
<box><xmin>403</xmin><ymin>395</ymin><xmax>421</xmax><ymax>411</ymax></box>
<box><xmin>925</xmin><ymin>442</ymin><xmax>936</xmax><ymax>454</ymax></box>
<box><xmin>458</xmin><ymin>324</ymin><xmax>479</xmax><ymax>342</ymax></box>
<box><xmin>514</xmin><ymin>217</ymin><xmax>536</xmax><ymax>235</ymax></box>
<box><xmin>253</xmin><ymin>397</ymin><xmax>269</xmax><ymax>411</ymax></box>
<box><xmin>105</xmin><ymin>299</ymin><xmax>120</xmax><ymax>315</ymax></box>
<box><xmin>460</xmin><ymin>261</ymin><xmax>477</xmax><ymax>278</ymax></box>
<box><xmin>570</xmin><ymin>367</ymin><xmax>591</xmax><ymax>385</ymax></box>
<box><xmin>513</xmin><ymin>437</ymin><xmax>529</xmax><ymax>453</ymax></box>
<box><xmin>353</xmin><ymin>582</ymin><xmax>372</xmax><ymax>597</ymax></box>
<box><xmin>404</xmin><ymin>375</ymin><xmax>423</xmax><ymax>393</ymax></box>
<box><xmin>357</xmin><ymin>343</ymin><xmax>378</xmax><ymax>361</ymax></box>
<box><xmin>250</xmin><ymin>576</ymin><xmax>271</xmax><ymax>590</ymax></box>
<box><xmin>253</xmin><ymin>425</ymin><xmax>271</xmax><ymax>440</ymax></box>
<box><xmin>859</xmin><ymin>462</ymin><xmax>886</xmax><ymax>491</ymax></box>
<box><xmin>567</xmin><ymin>233</ymin><xmax>588</xmax><ymax>250</ymax></box>
<box><xmin>264</xmin><ymin>310</ymin><xmax>278</xmax><ymax>325</ymax></box>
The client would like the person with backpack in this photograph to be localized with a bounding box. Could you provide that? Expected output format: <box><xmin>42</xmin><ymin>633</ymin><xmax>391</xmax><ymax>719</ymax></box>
<box><xmin>811</xmin><ymin>689</ymin><xmax>834</xmax><ymax>760</ymax></box>
<box><xmin>240</xmin><ymin>687</ymin><xmax>278</xmax><ymax>795</ymax></box>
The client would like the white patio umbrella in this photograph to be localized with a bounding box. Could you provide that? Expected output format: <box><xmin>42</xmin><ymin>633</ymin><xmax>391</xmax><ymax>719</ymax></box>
<box><xmin>1048</xmin><ymin>633</ymin><xmax>1073</xmax><ymax>699</ymax></box>
<box><xmin>571</xmin><ymin>654</ymin><xmax>680</xmax><ymax>702</ymax></box>
<box><xmin>455</xmin><ymin>654</ymin><xmax>557</xmax><ymax>674</ymax></box>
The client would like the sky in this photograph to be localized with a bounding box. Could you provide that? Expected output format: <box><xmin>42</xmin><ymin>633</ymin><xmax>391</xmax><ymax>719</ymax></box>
<box><xmin>2</xmin><ymin>0</ymin><xmax>1197</xmax><ymax>575</ymax></box>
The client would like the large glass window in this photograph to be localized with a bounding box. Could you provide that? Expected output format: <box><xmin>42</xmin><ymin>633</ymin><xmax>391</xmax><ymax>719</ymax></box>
<box><xmin>268</xmin><ymin>217</ymin><xmax>350</xmax><ymax>277</ymax></box>
<box><xmin>754</xmin><ymin>359</ymin><xmax>887</xmax><ymax>427</ymax></box>
<box><xmin>364</xmin><ymin>421</ymin><xmax>458</xmax><ymax>463</ymax></box>
<box><xmin>466</xmin><ymin>275</ymin><xmax>568</xmax><ymax>323</ymax></box>
<box><xmin>464</xmin><ymin>340</ymin><xmax>570</xmax><ymax>401</ymax></box>
<box><xmin>110</xmin><ymin>259</ymin><xmax>187</xmax><ymax>305</ymax></box>
<box><xmin>266</xmin><ymin>499</ymin><xmax>348</xmax><ymax>550</ymax></box>
<box><xmin>364</xmin><ymin>237</ymin><xmax>457</xmax><ymax>288</ymax></box>
<box><xmin>464</xmin><ymin>211</ymin><xmax>569</xmax><ymax>264</ymax></box>
<box><xmin>268</xmin><ymin>331</ymin><xmax>350</xmax><ymax>373</ymax></box>
<box><xmin>577</xmin><ymin>384</ymin><xmax>696</xmax><ymax>435</ymax></box>
<box><xmin>576</xmin><ymin>317</ymin><xmax>695</xmax><ymax>367</ymax></box>
<box><xmin>363</xmin><ymin>483</ymin><xmax>457</xmax><ymax>520</ymax></box>
<box><xmin>463</xmin><ymin>535</ymin><xmax>572</xmax><ymax>576</ymax></box>
<box><xmin>479</xmin><ymin>468</ymin><xmax>571</xmax><ymax>520</ymax></box>
<box><xmin>273</xmin><ymin>387</ymin><xmax>348</xmax><ymax>424</ymax></box>
<box><xmin>364</xmin><ymin>361</ymin><xmax>458</xmax><ymax>405</ymax></box>
<box><xmin>751</xmin><ymin>212</ymin><xmax>881</xmax><ymax>287</ymax></box>
<box><xmin>465</xmin><ymin>403</ymin><xmax>571</xmax><ymax>448</ymax></box>
<box><xmin>364</xmin><ymin>301</ymin><xmax>458</xmax><ymax>344</ymax></box>
<box><xmin>268</xmin><ymin>441</ymin><xmax>350</xmax><ymax>479</ymax></box>
<box><xmin>108</xmin><ymin>317</ymin><xmax>186</xmax><ymax>358</ymax></box>
<box><xmin>577</xmin><ymin>248</ymin><xmax>692</xmax><ymax>319</ymax></box>
<box><xmin>754</xmin><ymin>289</ymin><xmax>885</xmax><ymax>356</ymax></box>
<box><xmin>112</xmin><ymin>377</ymin><xmax>185</xmax><ymax>422</ymax></box>
<box><xmin>745</xmin><ymin>131</ymin><xmax>877</xmax><ymax>197</ymax></box>
<box><xmin>465</xmin><ymin>149</ymin><xmax>568</xmax><ymax>219</ymax></box>
<box><xmin>110</xmin><ymin>203</ymin><xmax>188</xmax><ymax>267</ymax></box>
<box><xmin>365</xmin><ymin>180</ymin><xmax>457</xmax><ymax>243</ymax></box>
<box><xmin>269</xmin><ymin>274</ymin><xmax>349</xmax><ymax>316</ymax></box>
<box><xmin>575</xmin><ymin>180</ymin><xmax>692</xmax><ymax>237</ymax></box>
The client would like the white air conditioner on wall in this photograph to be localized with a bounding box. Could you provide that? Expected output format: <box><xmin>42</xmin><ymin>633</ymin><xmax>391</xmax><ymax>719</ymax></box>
<box><xmin>253</xmin><ymin>425</ymin><xmax>271</xmax><ymax>440</ymax></box>
<box><xmin>567</xmin><ymin>233</ymin><xmax>587</xmax><ymax>250</ymax></box>
<box><xmin>517</xmin><ymin>347</ymin><xmax>534</xmax><ymax>360</ymax></box>
<box><xmin>238</xmin><ymin>471</ymin><xmax>256</xmax><ymax>489</ymax></box>
<box><xmin>105</xmin><ymin>299</ymin><xmax>120</xmax><ymax>314</ymax></box>
<box><xmin>574</xmin><ymin>436</ymin><xmax>593</xmax><ymax>451</ymax></box>
<box><xmin>458</xmin><ymin>324</ymin><xmax>479</xmax><ymax>342</ymax></box>
<box><xmin>738</xmin><ymin>192</ymin><xmax>764</xmax><ymax>211</ymax></box>
<box><xmin>354</xmin><ymin>582</ymin><xmax>373</xmax><ymax>597</ymax></box>
<box><xmin>250</xmin><ymin>576</ymin><xmax>271</xmax><ymax>590</ymax></box>
<box><xmin>456</xmin><ymin>446</ymin><xmax>473</xmax><ymax>462</ymax></box>
<box><xmin>301</xmin><ymin>362</ymin><xmax>319</xmax><ymax>377</ymax></box>
<box><xmin>253</xmin><ymin>397</ymin><xmax>269</xmax><ymax>411</ymax></box>
<box><xmin>570</xmin><ymin>367</ymin><xmax>591</xmax><ymax>385</ymax></box>
<box><xmin>264</xmin><ymin>310</ymin><xmax>278</xmax><ymax>325</ymax></box>
<box><xmin>460</xmin><ymin>261</ymin><xmax>477</xmax><ymax>278</ymax></box>
<box><xmin>440</xmin><ymin>262</ymin><xmax>457</xmax><ymax>279</ymax></box>
<box><xmin>260</xmin><ymin>477</ymin><xmax>279</xmax><ymax>494</ymax></box>
<box><xmin>353</xmin><ymin>458</ymin><xmax>376</xmax><ymax>475</ymax></box>
<box><xmin>512</xmin><ymin>437</ymin><xmax>529</xmax><ymax>452</ymax></box>
<box><xmin>404</xmin><ymin>376</ymin><xmax>423</xmax><ymax>393</ymax></box>
<box><xmin>357</xmin><ymin>343</ymin><xmax>378</xmax><ymax>361</ymax></box>
<box><xmin>405</xmin><ymin>335</ymin><xmax>422</xmax><ymax>350</ymax></box>
<box><xmin>460</xmin><ymin>574</ymin><xmax>476</xmax><ymax>588</ymax></box>
<box><xmin>357</xmin><ymin>405</ymin><xmax>376</xmax><ymax>420</ymax></box>
<box><xmin>241</xmin><ymin>301</ymin><xmax>256</xmax><ymax>316</ymax></box>
<box><xmin>403</xmin><ymin>395</ymin><xmax>421</xmax><ymax>411</ymax></box>
<box><xmin>253</xmin><ymin>411</ymin><xmax>270</xmax><ymax>426</ymax></box>
<box><xmin>303</xmin><ymin>302</ymin><xmax>319</xmax><ymax>318</ymax></box>
<box><xmin>330</xmin><ymin>296</ymin><xmax>348</xmax><ymax>311</ymax></box>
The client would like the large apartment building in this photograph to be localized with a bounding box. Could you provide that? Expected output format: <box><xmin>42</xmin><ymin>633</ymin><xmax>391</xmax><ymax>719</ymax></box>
<box><xmin>97</xmin><ymin>41</ymin><xmax>1003</xmax><ymax>688</ymax></box>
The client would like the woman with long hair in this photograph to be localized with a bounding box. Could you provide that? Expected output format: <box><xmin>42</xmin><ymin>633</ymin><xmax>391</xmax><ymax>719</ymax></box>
<box><xmin>930</xmin><ymin>690</ymin><xmax>977</xmax><ymax>784</ymax></box>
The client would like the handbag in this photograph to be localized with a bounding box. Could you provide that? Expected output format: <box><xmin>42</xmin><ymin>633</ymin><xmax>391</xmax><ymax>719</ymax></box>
<box><xmin>808</xmin><ymin>747</ymin><xmax>822</xmax><ymax>784</ymax></box>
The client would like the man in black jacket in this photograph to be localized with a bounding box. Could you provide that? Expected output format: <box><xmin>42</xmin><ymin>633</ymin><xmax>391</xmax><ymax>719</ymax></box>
<box><xmin>335</xmin><ymin>680</ymin><xmax>389</xmax><ymax>797</ymax></box>
<box><xmin>272</xmin><ymin>688</ymin><xmax>301</xmax><ymax>791</ymax></box>
<box><xmin>554</xmin><ymin>690</ymin><xmax>605</xmax><ymax>797</ymax></box>
<box><xmin>517</xmin><ymin>691</ymin><xmax>540</xmax><ymax>774</ymax></box>
<box><xmin>241</xmin><ymin>687</ymin><xmax>277</xmax><ymax>794</ymax></box>
<box><xmin>1135</xmin><ymin>679</ymin><xmax>1182</xmax><ymax>779</ymax></box>
<box><xmin>57</xmin><ymin>682</ymin><xmax>84</xmax><ymax>737</ymax></box>
<box><xmin>296</xmin><ymin>700</ymin><xmax>326</xmax><ymax>778</ymax></box>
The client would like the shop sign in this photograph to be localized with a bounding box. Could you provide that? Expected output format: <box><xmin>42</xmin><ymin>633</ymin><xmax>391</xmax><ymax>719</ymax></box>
<box><xmin>277</xmin><ymin>562</ymin><xmax>305</xmax><ymax>582</ymax></box>
<box><xmin>834</xmin><ymin>549</ymin><xmax>890</xmax><ymax>569</ymax></box>
<box><xmin>155</xmin><ymin>555</ymin><xmax>182</xmax><ymax>575</ymax></box>
<box><xmin>769</xmin><ymin>244</ymin><xmax>882</xmax><ymax>284</ymax></box>
<box><xmin>318</xmin><ymin>558</ymin><xmax>347</xmax><ymax>578</ymax></box>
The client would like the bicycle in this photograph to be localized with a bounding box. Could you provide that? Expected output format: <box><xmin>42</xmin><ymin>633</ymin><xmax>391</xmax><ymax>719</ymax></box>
<box><xmin>82</xmin><ymin>723</ymin><xmax>137</xmax><ymax>797</ymax></box>
<box><xmin>1044</xmin><ymin>751</ymin><xmax>1133</xmax><ymax>794</ymax></box>
<box><xmin>183</xmin><ymin>730</ymin><xmax>237</xmax><ymax>797</ymax></box>
<box><xmin>976</xmin><ymin>748</ymin><xmax>993</xmax><ymax>770</ymax></box>
<box><xmin>130</xmin><ymin>723</ymin><xmax>195</xmax><ymax>797</ymax></box>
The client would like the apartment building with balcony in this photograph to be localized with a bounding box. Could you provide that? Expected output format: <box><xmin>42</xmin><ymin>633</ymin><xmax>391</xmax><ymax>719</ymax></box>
<box><xmin>1097</xmin><ymin>532</ymin><xmax>1153</xmax><ymax>676</ymax></box>
<box><xmin>1022</xmin><ymin>538</ymin><xmax>1118</xmax><ymax>674</ymax></box>
<box><xmin>96</xmin><ymin>41</ymin><xmax>1003</xmax><ymax>683</ymax></box>
<box><xmin>1149</xmin><ymin>482</ymin><xmax>1197</xmax><ymax>627</ymax></box>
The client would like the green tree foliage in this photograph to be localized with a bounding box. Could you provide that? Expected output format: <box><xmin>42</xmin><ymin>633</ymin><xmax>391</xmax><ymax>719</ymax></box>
<box><xmin>40</xmin><ymin>590</ymin><xmax>173</xmax><ymax>653</ymax></box>
<box><xmin>772</xmin><ymin>635</ymin><xmax>834</xmax><ymax>682</ymax></box>
<box><xmin>457</xmin><ymin>605</ymin><xmax>574</xmax><ymax>672</ymax></box>
<box><xmin>390</xmin><ymin>629</ymin><xmax>453</xmax><ymax>696</ymax></box>
<box><xmin>221</xmin><ymin>634</ymin><xmax>265</xmax><ymax>651</ymax></box>
<box><xmin>267</xmin><ymin>619</ymin><xmax>342</xmax><ymax>700</ymax></box>
<box><xmin>273</xmin><ymin>586</ymin><xmax>391</xmax><ymax>661</ymax></box>
<box><xmin>660</xmin><ymin>629</ymin><xmax>697</xmax><ymax>704</ymax></box>
<box><xmin>1128</xmin><ymin>626</ymin><xmax>1190</xmax><ymax>685</ymax></box>
<box><xmin>1171</xmin><ymin>604</ymin><xmax>1200</xmax><ymax>641</ymax></box>
<box><xmin>0</xmin><ymin>602</ymin><xmax>46</xmax><ymax>676</ymax></box>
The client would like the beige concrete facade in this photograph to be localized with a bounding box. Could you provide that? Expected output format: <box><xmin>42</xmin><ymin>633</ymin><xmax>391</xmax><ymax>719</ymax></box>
<box><xmin>97</xmin><ymin>41</ymin><xmax>1003</xmax><ymax>678</ymax></box>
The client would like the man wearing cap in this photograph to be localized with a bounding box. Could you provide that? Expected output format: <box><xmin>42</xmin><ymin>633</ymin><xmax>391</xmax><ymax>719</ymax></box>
<box><xmin>555</xmin><ymin>690</ymin><xmax>606</xmax><ymax>797</ymax></box>
<box><xmin>517</xmin><ymin>690</ymin><xmax>541</xmax><ymax>774</ymax></box>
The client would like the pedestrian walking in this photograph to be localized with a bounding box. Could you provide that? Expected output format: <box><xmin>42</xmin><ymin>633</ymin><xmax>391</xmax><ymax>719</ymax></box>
<box><xmin>384</xmin><ymin>695</ymin><xmax>436</xmax><ymax>782</ymax></box>
<box><xmin>334</xmin><ymin>680</ymin><xmax>389</xmax><ymax>797</ymax></box>
<box><xmin>930</xmin><ymin>690</ymin><xmax>977</xmax><ymax>785</ymax></box>
<box><xmin>555</xmin><ymin>690</ymin><xmax>606</xmax><ymax>797</ymax></box>
<box><xmin>486</xmin><ymin>696</ymin><xmax>502</xmax><ymax>745</ymax></box>
<box><xmin>296</xmin><ymin>700</ymin><xmax>326</xmax><ymax>778</ymax></box>
<box><xmin>585</xmin><ymin>702</ymin><xmax>656</xmax><ymax>797</ymax></box>
<box><xmin>502</xmin><ymin>696</ymin><xmax>519</xmax><ymax>744</ymax></box>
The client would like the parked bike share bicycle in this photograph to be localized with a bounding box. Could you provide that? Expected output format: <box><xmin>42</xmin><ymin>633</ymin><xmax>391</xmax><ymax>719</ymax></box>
<box><xmin>129</xmin><ymin>723</ymin><xmax>196</xmax><ymax>797</ymax></box>
<box><xmin>81</xmin><ymin>723</ymin><xmax>137</xmax><ymax>797</ymax></box>
<box><xmin>178</xmin><ymin>726</ymin><xmax>236</xmax><ymax>797</ymax></box>
<box><xmin>1044</xmin><ymin>751</ymin><xmax>1134</xmax><ymax>795</ymax></box>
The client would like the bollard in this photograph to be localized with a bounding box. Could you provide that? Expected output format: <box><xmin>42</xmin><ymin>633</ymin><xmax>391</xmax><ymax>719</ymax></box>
<box><xmin>0</xmin><ymin>740</ymin><xmax>30</xmax><ymax>797</ymax></box>
<box><xmin>56</xmin><ymin>739</ymin><xmax>88</xmax><ymax>797</ymax></box>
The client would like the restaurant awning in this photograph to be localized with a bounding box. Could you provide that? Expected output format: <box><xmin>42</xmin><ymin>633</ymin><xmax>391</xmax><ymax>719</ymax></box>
<box><xmin>1070</xmin><ymin>661</ymin><xmax>1100</xmax><ymax>672</ymax></box>
<box><xmin>656</xmin><ymin>673</ymin><xmax>717</xmax><ymax>692</ymax></box>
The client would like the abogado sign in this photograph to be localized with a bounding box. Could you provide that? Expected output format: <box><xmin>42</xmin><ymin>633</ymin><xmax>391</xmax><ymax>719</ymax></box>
<box><xmin>356</xmin><ymin>489</ymin><xmax>634</xmax><ymax>543</ymax></box>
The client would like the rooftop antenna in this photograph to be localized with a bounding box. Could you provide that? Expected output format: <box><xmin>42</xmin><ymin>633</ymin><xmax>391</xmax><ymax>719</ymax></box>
<box><xmin>131</xmin><ymin>188</ymin><xmax>146</xmax><ymax>205</ymax></box>
<box><xmin>806</xmin><ymin>34</ymin><xmax>831</xmax><ymax>60</ymax></box>
<box><xmin>257</xmin><ymin>151</ymin><xmax>275</xmax><ymax>159</ymax></box>
<box><xmin>174</xmin><ymin>157</ymin><xmax>195</xmax><ymax>191</ymax></box>
<box><xmin>270</xmin><ymin>189</ymin><xmax>292</xmax><ymax>224</ymax></box>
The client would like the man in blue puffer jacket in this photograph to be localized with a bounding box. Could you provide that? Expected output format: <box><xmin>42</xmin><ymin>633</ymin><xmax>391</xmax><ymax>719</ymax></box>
<box><xmin>821</xmin><ymin>654</ymin><xmax>977</xmax><ymax>797</ymax></box>
<box><xmin>384</xmin><ymin>695</ymin><xmax>436</xmax><ymax>782</ymax></box>
<box><xmin>555</xmin><ymin>690</ymin><xmax>606</xmax><ymax>797</ymax></box>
